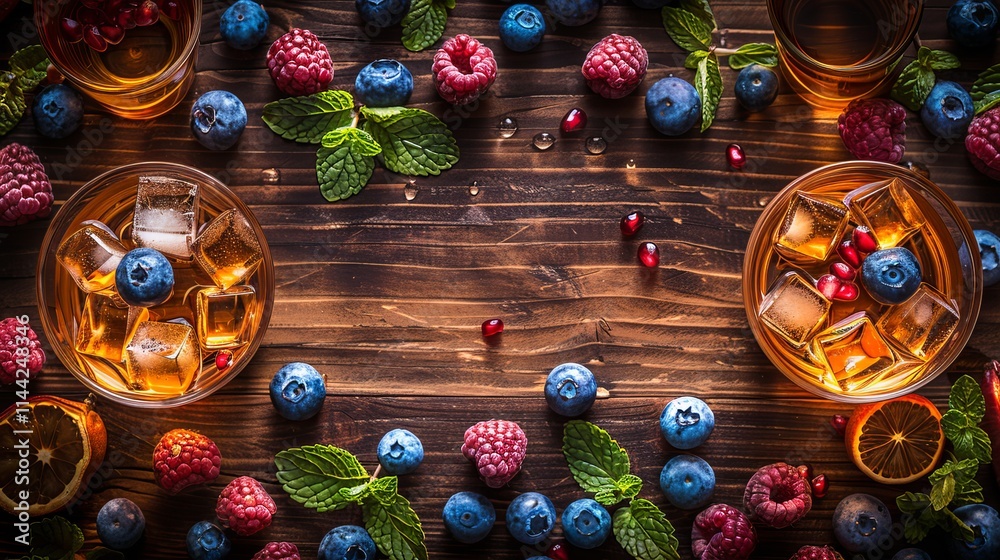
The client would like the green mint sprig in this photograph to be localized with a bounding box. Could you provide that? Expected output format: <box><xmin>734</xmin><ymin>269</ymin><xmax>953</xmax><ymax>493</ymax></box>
<box><xmin>890</xmin><ymin>46</ymin><xmax>960</xmax><ymax>111</ymax></box>
<box><xmin>401</xmin><ymin>0</ymin><xmax>454</xmax><ymax>52</ymax></box>
<box><xmin>662</xmin><ymin>0</ymin><xmax>777</xmax><ymax>131</ymax></box>
<box><xmin>970</xmin><ymin>63</ymin><xmax>1000</xmax><ymax>115</ymax></box>
<box><xmin>1</xmin><ymin>45</ymin><xmax>50</xmax><ymax>137</ymax></box>
<box><xmin>897</xmin><ymin>375</ymin><xmax>991</xmax><ymax>544</ymax></box>
<box><xmin>562</xmin><ymin>420</ymin><xmax>679</xmax><ymax>560</ymax></box>
<box><xmin>17</xmin><ymin>516</ymin><xmax>123</xmax><ymax>560</ymax></box>
<box><xmin>262</xmin><ymin>92</ymin><xmax>459</xmax><ymax>202</ymax></box>
<box><xmin>275</xmin><ymin>444</ymin><xmax>428</xmax><ymax>560</ymax></box>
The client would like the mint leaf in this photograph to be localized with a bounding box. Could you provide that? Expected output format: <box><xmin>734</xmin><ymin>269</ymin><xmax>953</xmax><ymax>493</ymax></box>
<box><xmin>939</xmin><ymin>506</ymin><xmax>977</xmax><ymax>542</ymax></box>
<box><xmin>0</xmin><ymin>72</ymin><xmax>26</xmax><ymax>136</ymax></box>
<box><xmin>341</xmin><ymin>475</ymin><xmax>399</xmax><ymax>506</ymax></box>
<box><xmin>662</xmin><ymin>7</ymin><xmax>712</xmax><ymax>52</ymax></box>
<box><xmin>9</xmin><ymin>45</ymin><xmax>49</xmax><ymax>92</ymax></box>
<box><xmin>616</xmin><ymin>473</ymin><xmax>643</xmax><ymax>501</ymax></box>
<box><xmin>930</xmin><ymin>472</ymin><xmax>955</xmax><ymax>510</ymax></box>
<box><xmin>971</xmin><ymin>63</ymin><xmax>1000</xmax><ymax>114</ymax></box>
<box><xmin>86</xmin><ymin>548</ymin><xmax>125</xmax><ymax>560</ymax></box>
<box><xmin>262</xmin><ymin>90</ymin><xmax>355</xmax><ymax>143</ymax></box>
<box><xmin>950</xmin><ymin>374</ymin><xmax>986</xmax><ymax>423</ymax></box>
<box><xmin>361</xmin><ymin>106</ymin><xmax>459</xmax><ymax>176</ymax></box>
<box><xmin>594</xmin><ymin>488</ymin><xmax>619</xmax><ymax>506</ymax></box>
<box><xmin>684</xmin><ymin>50</ymin><xmax>709</xmax><ymax>70</ymax></box>
<box><xmin>942</xmin><ymin>409</ymin><xmax>992</xmax><ymax>464</ymax></box>
<box><xmin>29</xmin><ymin>516</ymin><xmax>83</xmax><ymax>560</ymax></box>
<box><xmin>898</xmin><ymin>492</ymin><xmax>938</xmax><ymax>543</ymax></box>
<box><xmin>402</xmin><ymin>0</ymin><xmax>448</xmax><ymax>52</ymax></box>
<box><xmin>613</xmin><ymin>498</ymin><xmax>680</xmax><ymax>560</ymax></box>
<box><xmin>562</xmin><ymin>420</ymin><xmax>631</xmax><ymax>497</ymax></box>
<box><xmin>363</xmin><ymin>493</ymin><xmax>428</xmax><ymax>560</ymax></box>
<box><xmin>275</xmin><ymin>445</ymin><xmax>372</xmax><ymax>512</ymax></box>
<box><xmin>891</xmin><ymin>59</ymin><xmax>935</xmax><ymax>111</ymax></box>
<box><xmin>317</xmin><ymin>127</ymin><xmax>380</xmax><ymax>201</ymax></box>
<box><xmin>976</xmin><ymin>91</ymin><xmax>1000</xmax><ymax>115</ymax></box>
<box><xmin>677</xmin><ymin>0</ymin><xmax>716</xmax><ymax>31</ymax></box>
<box><xmin>695</xmin><ymin>54</ymin><xmax>722</xmax><ymax>132</ymax></box>
<box><xmin>728</xmin><ymin>43</ymin><xmax>778</xmax><ymax>70</ymax></box>
<box><xmin>930</xmin><ymin>459</ymin><xmax>983</xmax><ymax>506</ymax></box>
<box><xmin>926</xmin><ymin>49</ymin><xmax>960</xmax><ymax>71</ymax></box>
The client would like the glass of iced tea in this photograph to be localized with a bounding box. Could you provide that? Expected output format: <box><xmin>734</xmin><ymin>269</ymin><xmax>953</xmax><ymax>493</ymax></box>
<box><xmin>35</xmin><ymin>0</ymin><xmax>202</xmax><ymax>119</ymax></box>
<box><xmin>37</xmin><ymin>162</ymin><xmax>274</xmax><ymax>407</ymax></box>
<box><xmin>766</xmin><ymin>0</ymin><xmax>923</xmax><ymax>110</ymax></box>
<box><xmin>744</xmin><ymin>161</ymin><xmax>982</xmax><ymax>403</ymax></box>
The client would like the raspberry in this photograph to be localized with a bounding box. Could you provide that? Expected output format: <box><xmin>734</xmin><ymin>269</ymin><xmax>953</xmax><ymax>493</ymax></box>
<box><xmin>691</xmin><ymin>504</ymin><xmax>757</xmax><ymax>560</ymax></box>
<box><xmin>581</xmin><ymin>34</ymin><xmax>648</xmax><ymax>99</ymax></box>
<box><xmin>743</xmin><ymin>462</ymin><xmax>813</xmax><ymax>528</ymax></box>
<box><xmin>966</xmin><ymin>106</ymin><xmax>1000</xmax><ymax>179</ymax></box>
<box><xmin>432</xmin><ymin>34</ymin><xmax>497</xmax><ymax>105</ymax></box>
<box><xmin>153</xmin><ymin>429</ymin><xmax>222</xmax><ymax>494</ymax></box>
<box><xmin>0</xmin><ymin>143</ymin><xmax>54</xmax><ymax>227</ymax></box>
<box><xmin>252</xmin><ymin>542</ymin><xmax>301</xmax><ymax>560</ymax></box>
<box><xmin>837</xmin><ymin>98</ymin><xmax>907</xmax><ymax>163</ymax></box>
<box><xmin>461</xmin><ymin>419</ymin><xmax>527</xmax><ymax>488</ymax></box>
<box><xmin>266</xmin><ymin>28</ymin><xmax>334</xmax><ymax>96</ymax></box>
<box><xmin>0</xmin><ymin>317</ymin><xmax>45</xmax><ymax>385</ymax></box>
<box><xmin>215</xmin><ymin>476</ymin><xmax>277</xmax><ymax>536</ymax></box>
<box><xmin>789</xmin><ymin>545</ymin><xmax>845</xmax><ymax>560</ymax></box>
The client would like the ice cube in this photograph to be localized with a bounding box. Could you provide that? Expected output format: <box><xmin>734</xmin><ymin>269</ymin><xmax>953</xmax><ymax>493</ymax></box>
<box><xmin>56</xmin><ymin>220</ymin><xmax>127</xmax><ymax>292</ymax></box>
<box><xmin>876</xmin><ymin>283</ymin><xmax>959</xmax><ymax>361</ymax></box>
<box><xmin>845</xmin><ymin>178</ymin><xmax>926</xmax><ymax>249</ymax></box>
<box><xmin>195</xmin><ymin>285</ymin><xmax>255</xmax><ymax>350</ymax></box>
<box><xmin>191</xmin><ymin>208</ymin><xmax>263</xmax><ymax>289</ymax></box>
<box><xmin>775</xmin><ymin>192</ymin><xmax>850</xmax><ymax>262</ymax></box>
<box><xmin>75</xmin><ymin>292</ymin><xmax>149</xmax><ymax>363</ymax></box>
<box><xmin>811</xmin><ymin>312</ymin><xmax>897</xmax><ymax>393</ymax></box>
<box><xmin>132</xmin><ymin>175</ymin><xmax>199</xmax><ymax>259</ymax></box>
<box><xmin>124</xmin><ymin>321</ymin><xmax>201</xmax><ymax>393</ymax></box>
<box><xmin>759</xmin><ymin>271</ymin><xmax>832</xmax><ymax>347</ymax></box>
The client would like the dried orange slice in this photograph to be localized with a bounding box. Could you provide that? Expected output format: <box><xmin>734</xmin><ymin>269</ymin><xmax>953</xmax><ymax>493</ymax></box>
<box><xmin>845</xmin><ymin>394</ymin><xmax>945</xmax><ymax>485</ymax></box>
<box><xmin>0</xmin><ymin>395</ymin><xmax>106</xmax><ymax>515</ymax></box>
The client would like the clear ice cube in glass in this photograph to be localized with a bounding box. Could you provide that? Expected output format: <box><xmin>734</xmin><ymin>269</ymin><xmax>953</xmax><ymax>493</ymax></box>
<box><xmin>124</xmin><ymin>321</ymin><xmax>201</xmax><ymax>393</ymax></box>
<box><xmin>760</xmin><ymin>271</ymin><xmax>832</xmax><ymax>347</ymax></box>
<box><xmin>845</xmin><ymin>178</ymin><xmax>926</xmax><ymax>249</ymax></box>
<box><xmin>195</xmin><ymin>285</ymin><xmax>256</xmax><ymax>350</ymax></box>
<box><xmin>75</xmin><ymin>292</ymin><xmax>148</xmax><ymax>363</ymax></box>
<box><xmin>775</xmin><ymin>192</ymin><xmax>849</xmax><ymax>262</ymax></box>
<box><xmin>191</xmin><ymin>208</ymin><xmax>262</xmax><ymax>289</ymax></box>
<box><xmin>812</xmin><ymin>312</ymin><xmax>896</xmax><ymax>392</ymax></box>
<box><xmin>56</xmin><ymin>220</ymin><xmax>127</xmax><ymax>292</ymax></box>
<box><xmin>132</xmin><ymin>175</ymin><xmax>199</xmax><ymax>259</ymax></box>
<box><xmin>876</xmin><ymin>283</ymin><xmax>960</xmax><ymax>361</ymax></box>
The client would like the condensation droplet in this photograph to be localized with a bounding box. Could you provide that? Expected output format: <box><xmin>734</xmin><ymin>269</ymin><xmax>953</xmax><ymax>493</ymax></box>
<box><xmin>469</xmin><ymin>181</ymin><xmax>480</xmax><ymax>196</ymax></box>
<box><xmin>626</xmin><ymin>158</ymin><xmax>636</xmax><ymax>169</ymax></box>
<box><xmin>498</xmin><ymin>116</ymin><xmax>518</xmax><ymax>138</ymax></box>
<box><xmin>261</xmin><ymin>167</ymin><xmax>280</xmax><ymax>184</ymax></box>
<box><xmin>404</xmin><ymin>180</ymin><xmax>418</xmax><ymax>201</ymax></box>
<box><xmin>533</xmin><ymin>132</ymin><xmax>555</xmax><ymax>150</ymax></box>
<box><xmin>585</xmin><ymin>136</ymin><xmax>607</xmax><ymax>155</ymax></box>
<box><xmin>758</xmin><ymin>196</ymin><xmax>771</xmax><ymax>207</ymax></box>
<box><xmin>596</xmin><ymin>387</ymin><xmax>610</xmax><ymax>399</ymax></box>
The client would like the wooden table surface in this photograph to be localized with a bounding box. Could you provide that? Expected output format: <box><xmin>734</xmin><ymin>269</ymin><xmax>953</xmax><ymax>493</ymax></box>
<box><xmin>2</xmin><ymin>0</ymin><xmax>1000</xmax><ymax>558</ymax></box>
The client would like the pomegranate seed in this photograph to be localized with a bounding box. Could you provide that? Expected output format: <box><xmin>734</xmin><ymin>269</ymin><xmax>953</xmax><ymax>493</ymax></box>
<box><xmin>134</xmin><ymin>0</ymin><xmax>159</xmax><ymax>26</ymax></box>
<box><xmin>560</xmin><ymin>107</ymin><xmax>587</xmax><ymax>134</ymax></box>
<box><xmin>61</xmin><ymin>18</ymin><xmax>85</xmax><ymax>42</ymax></box>
<box><xmin>830</xmin><ymin>414</ymin><xmax>848</xmax><ymax>436</ymax></box>
<box><xmin>852</xmin><ymin>225</ymin><xmax>878</xmax><ymax>253</ymax></box>
<box><xmin>82</xmin><ymin>25</ymin><xmax>108</xmax><ymax>52</ymax></box>
<box><xmin>834</xmin><ymin>282</ymin><xmax>859</xmax><ymax>301</ymax></box>
<box><xmin>796</xmin><ymin>463</ymin><xmax>813</xmax><ymax>480</ymax></box>
<box><xmin>837</xmin><ymin>240</ymin><xmax>862</xmax><ymax>268</ymax></box>
<box><xmin>637</xmin><ymin>242</ymin><xmax>660</xmax><ymax>267</ymax></box>
<box><xmin>160</xmin><ymin>0</ymin><xmax>180</xmax><ymax>19</ymax></box>
<box><xmin>816</xmin><ymin>274</ymin><xmax>841</xmax><ymax>300</ymax></box>
<box><xmin>117</xmin><ymin>9</ymin><xmax>136</xmax><ymax>29</ymax></box>
<box><xmin>620</xmin><ymin>211</ymin><xmax>645</xmax><ymax>237</ymax></box>
<box><xmin>215</xmin><ymin>350</ymin><xmax>233</xmax><ymax>370</ymax></box>
<box><xmin>811</xmin><ymin>474</ymin><xmax>828</xmax><ymax>498</ymax></box>
<box><xmin>99</xmin><ymin>23</ymin><xmax>125</xmax><ymax>44</ymax></box>
<box><xmin>830</xmin><ymin>261</ymin><xmax>856</xmax><ymax>282</ymax></box>
<box><xmin>726</xmin><ymin>143</ymin><xmax>746</xmax><ymax>169</ymax></box>
<box><xmin>546</xmin><ymin>541</ymin><xmax>570</xmax><ymax>560</ymax></box>
<box><xmin>481</xmin><ymin>318</ymin><xmax>504</xmax><ymax>337</ymax></box>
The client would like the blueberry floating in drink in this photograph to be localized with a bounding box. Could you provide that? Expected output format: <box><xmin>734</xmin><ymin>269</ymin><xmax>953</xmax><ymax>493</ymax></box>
<box><xmin>860</xmin><ymin>247</ymin><xmax>921</xmax><ymax>304</ymax></box>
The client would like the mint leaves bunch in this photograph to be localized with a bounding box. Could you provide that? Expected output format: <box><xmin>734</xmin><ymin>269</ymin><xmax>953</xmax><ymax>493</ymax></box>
<box><xmin>562</xmin><ymin>420</ymin><xmax>680</xmax><ymax>560</ymax></box>
<box><xmin>968</xmin><ymin>62</ymin><xmax>1000</xmax><ymax>116</ymax></box>
<box><xmin>262</xmin><ymin>91</ymin><xmax>459</xmax><ymax>202</ymax></box>
<box><xmin>662</xmin><ymin>0</ymin><xmax>778</xmax><ymax>131</ymax></box>
<box><xmin>402</xmin><ymin>0</ymin><xmax>455</xmax><ymax>51</ymax></box>
<box><xmin>889</xmin><ymin>46</ymin><xmax>961</xmax><ymax>111</ymax></box>
<box><xmin>897</xmin><ymin>375</ymin><xmax>992</xmax><ymax>543</ymax></box>
<box><xmin>275</xmin><ymin>444</ymin><xmax>427</xmax><ymax>560</ymax></box>
<box><xmin>17</xmin><ymin>516</ymin><xmax>122</xmax><ymax>560</ymax></box>
<box><xmin>1</xmin><ymin>45</ymin><xmax>51</xmax><ymax>136</ymax></box>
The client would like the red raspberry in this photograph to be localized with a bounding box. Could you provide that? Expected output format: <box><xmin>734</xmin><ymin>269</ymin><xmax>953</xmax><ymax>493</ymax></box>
<box><xmin>0</xmin><ymin>143</ymin><xmax>54</xmax><ymax>227</ymax></box>
<box><xmin>691</xmin><ymin>503</ymin><xmax>757</xmax><ymax>560</ymax></box>
<box><xmin>432</xmin><ymin>34</ymin><xmax>497</xmax><ymax>105</ymax></box>
<box><xmin>153</xmin><ymin>428</ymin><xmax>222</xmax><ymax>494</ymax></box>
<box><xmin>966</xmin><ymin>106</ymin><xmax>1000</xmax><ymax>179</ymax></box>
<box><xmin>266</xmin><ymin>28</ymin><xmax>334</xmax><ymax>96</ymax></box>
<box><xmin>837</xmin><ymin>98</ymin><xmax>906</xmax><ymax>163</ymax></box>
<box><xmin>0</xmin><ymin>317</ymin><xmax>45</xmax><ymax>384</ymax></box>
<box><xmin>461</xmin><ymin>419</ymin><xmax>527</xmax><ymax>488</ymax></box>
<box><xmin>216</xmin><ymin>476</ymin><xmax>277</xmax><ymax>536</ymax></box>
<box><xmin>252</xmin><ymin>542</ymin><xmax>301</xmax><ymax>560</ymax></box>
<box><xmin>743</xmin><ymin>462</ymin><xmax>812</xmax><ymax>528</ymax></box>
<box><xmin>789</xmin><ymin>545</ymin><xmax>845</xmax><ymax>560</ymax></box>
<box><xmin>581</xmin><ymin>34</ymin><xmax>648</xmax><ymax>99</ymax></box>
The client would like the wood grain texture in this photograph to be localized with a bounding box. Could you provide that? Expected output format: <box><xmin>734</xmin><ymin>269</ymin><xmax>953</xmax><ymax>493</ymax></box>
<box><xmin>1</xmin><ymin>0</ymin><xmax>999</xmax><ymax>559</ymax></box>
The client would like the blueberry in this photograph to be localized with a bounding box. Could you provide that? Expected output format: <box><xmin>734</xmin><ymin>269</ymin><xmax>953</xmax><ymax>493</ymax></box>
<box><xmin>186</xmin><ymin>521</ymin><xmax>231</xmax><ymax>560</ymax></box>
<box><xmin>97</xmin><ymin>497</ymin><xmax>145</xmax><ymax>550</ymax></box>
<box><xmin>659</xmin><ymin>454</ymin><xmax>715</xmax><ymax>510</ymax></box>
<box><xmin>544</xmin><ymin>0</ymin><xmax>601</xmax><ymax>26</ymax></box>
<box><xmin>948</xmin><ymin>0</ymin><xmax>999</xmax><ymax>48</ymax></box>
<box><xmin>355</xmin><ymin>59</ymin><xmax>414</xmax><ymax>107</ymax></box>
<box><xmin>32</xmin><ymin>84</ymin><xmax>84</xmax><ymax>139</ymax></box>
<box><xmin>734</xmin><ymin>64</ymin><xmax>779</xmax><ymax>112</ymax></box>
<box><xmin>499</xmin><ymin>4</ymin><xmax>546</xmax><ymax>52</ymax></box>
<box><xmin>506</xmin><ymin>491</ymin><xmax>556</xmax><ymax>545</ymax></box>
<box><xmin>660</xmin><ymin>396</ymin><xmax>714</xmax><ymax>449</ymax></box>
<box><xmin>269</xmin><ymin>362</ymin><xmax>326</xmax><ymax>420</ymax></box>
<box><xmin>645</xmin><ymin>77</ymin><xmax>701</xmax><ymax>136</ymax></box>
<box><xmin>921</xmin><ymin>81</ymin><xmax>974</xmax><ymax>139</ymax></box>
<box><xmin>220</xmin><ymin>0</ymin><xmax>269</xmax><ymax>50</ymax></box>
<box><xmin>442</xmin><ymin>491</ymin><xmax>496</xmax><ymax>544</ymax></box>
<box><xmin>115</xmin><ymin>248</ymin><xmax>174</xmax><ymax>307</ymax></box>
<box><xmin>318</xmin><ymin>525</ymin><xmax>378</xmax><ymax>560</ymax></box>
<box><xmin>377</xmin><ymin>428</ymin><xmax>424</xmax><ymax>475</ymax></box>
<box><xmin>860</xmin><ymin>247</ymin><xmax>922</xmax><ymax>304</ymax></box>
<box><xmin>191</xmin><ymin>90</ymin><xmax>247</xmax><ymax>151</ymax></box>
<box><xmin>560</xmin><ymin>498</ymin><xmax>611</xmax><ymax>549</ymax></box>
<box><xmin>892</xmin><ymin>549</ymin><xmax>932</xmax><ymax>560</ymax></box>
<box><xmin>949</xmin><ymin>504</ymin><xmax>1000</xmax><ymax>560</ymax></box>
<box><xmin>832</xmin><ymin>493</ymin><xmax>892</xmax><ymax>554</ymax></box>
<box><xmin>975</xmin><ymin>229</ymin><xmax>1000</xmax><ymax>286</ymax></box>
<box><xmin>544</xmin><ymin>362</ymin><xmax>597</xmax><ymax>417</ymax></box>
<box><xmin>355</xmin><ymin>0</ymin><xmax>411</xmax><ymax>27</ymax></box>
